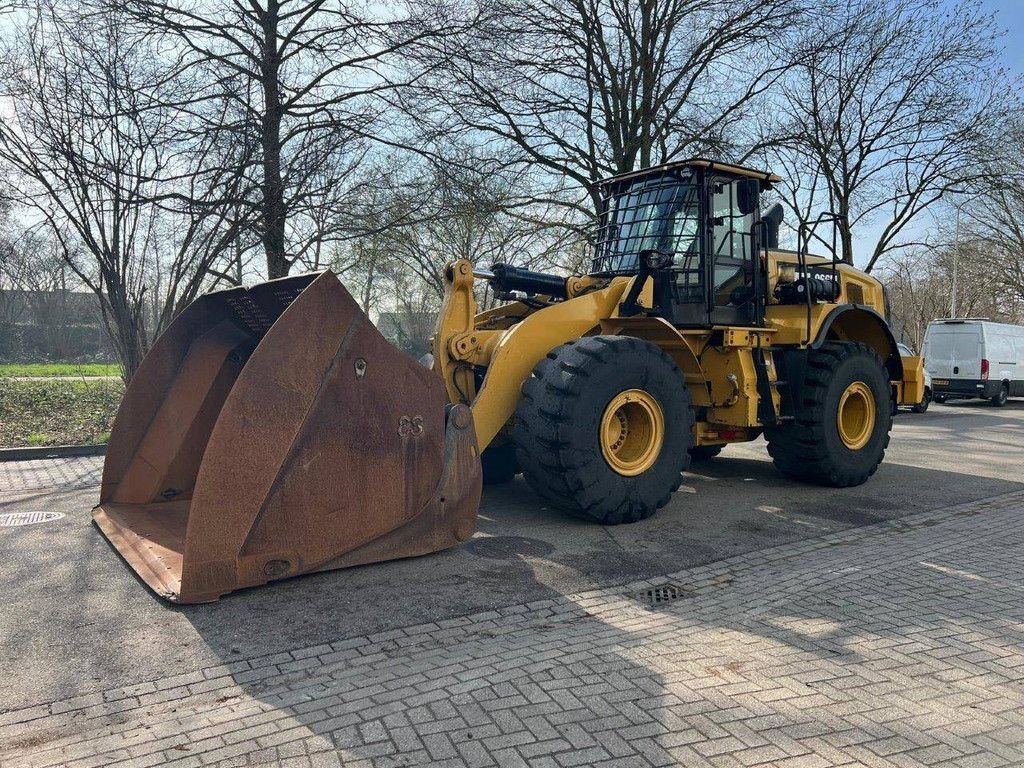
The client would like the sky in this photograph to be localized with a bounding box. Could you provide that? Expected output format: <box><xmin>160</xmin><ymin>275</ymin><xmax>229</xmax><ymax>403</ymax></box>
<box><xmin>844</xmin><ymin>0</ymin><xmax>1024</xmax><ymax>269</ymax></box>
<box><xmin>1</xmin><ymin>1</ymin><xmax>1021</xmax><ymax>275</ymax></box>
<box><xmin>984</xmin><ymin>0</ymin><xmax>1024</xmax><ymax>74</ymax></box>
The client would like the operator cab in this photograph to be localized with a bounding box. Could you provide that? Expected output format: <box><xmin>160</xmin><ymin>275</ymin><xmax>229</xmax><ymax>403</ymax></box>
<box><xmin>591</xmin><ymin>159</ymin><xmax>781</xmax><ymax>328</ymax></box>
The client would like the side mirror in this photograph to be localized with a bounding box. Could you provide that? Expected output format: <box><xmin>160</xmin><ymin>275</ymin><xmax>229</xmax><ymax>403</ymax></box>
<box><xmin>737</xmin><ymin>178</ymin><xmax>760</xmax><ymax>216</ymax></box>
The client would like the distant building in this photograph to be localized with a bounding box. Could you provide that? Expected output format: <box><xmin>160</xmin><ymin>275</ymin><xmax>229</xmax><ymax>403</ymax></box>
<box><xmin>0</xmin><ymin>289</ymin><xmax>116</xmax><ymax>362</ymax></box>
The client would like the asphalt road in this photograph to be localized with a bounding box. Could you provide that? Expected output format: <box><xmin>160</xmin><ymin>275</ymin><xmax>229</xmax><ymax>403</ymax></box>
<box><xmin>2</xmin><ymin>398</ymin><xmax>1023</xmax><ymax>712</ymax></box>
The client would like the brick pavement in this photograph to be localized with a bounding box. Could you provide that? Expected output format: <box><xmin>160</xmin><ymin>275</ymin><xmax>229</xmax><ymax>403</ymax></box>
<box><xmin>2</xmin><ymin>490</ymin><xmax>1024</xmax><ymax>767</ymax></box>
<box><xmin>0</xmin><ymin>456</ymin><xmax>103</xmax><ymax>493</ymax></box>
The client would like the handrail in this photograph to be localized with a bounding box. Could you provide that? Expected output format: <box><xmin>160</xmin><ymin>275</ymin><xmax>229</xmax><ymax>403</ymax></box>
<box><xmin>796</xmin><ymin>212</ymin><xmax>847</xmax><ymax>343</ymax></box>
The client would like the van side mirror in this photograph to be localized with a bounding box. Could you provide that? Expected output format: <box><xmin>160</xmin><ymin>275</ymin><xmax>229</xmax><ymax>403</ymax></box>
<box><xmin>737</xmin><ymin>178</ymin><xmax>759</xmax><ymax>215</ymax></box>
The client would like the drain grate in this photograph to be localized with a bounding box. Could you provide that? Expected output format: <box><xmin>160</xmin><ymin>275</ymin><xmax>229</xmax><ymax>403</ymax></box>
<box><xmin>0</xmin><ymin>511</ymin><xmax>65</xmax><ymax>527</ymax></box>
<box><xmin>642</xmin><ymin>584</ymin><xmax>692</xmax><ymax>605</ymax></box>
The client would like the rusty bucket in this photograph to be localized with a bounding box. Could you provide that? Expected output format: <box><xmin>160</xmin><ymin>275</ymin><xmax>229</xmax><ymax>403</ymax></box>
<box><xmin>93</xmin><ymin>272</ymin><xmax>481</xmax><ymax>603</ymax></box>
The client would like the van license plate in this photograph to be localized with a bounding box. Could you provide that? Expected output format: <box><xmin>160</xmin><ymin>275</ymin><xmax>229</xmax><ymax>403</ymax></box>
<box><xmin>933</xmin><ymin>379</ymin><xmax>949</xmax><ymax>385</ymax></box>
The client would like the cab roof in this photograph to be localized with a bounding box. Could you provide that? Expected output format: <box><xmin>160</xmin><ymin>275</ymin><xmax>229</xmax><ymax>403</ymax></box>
<box><xmin>600</xmin><ymin>158</ymin><xmax>783</xmax><ymax>189</ymax></box>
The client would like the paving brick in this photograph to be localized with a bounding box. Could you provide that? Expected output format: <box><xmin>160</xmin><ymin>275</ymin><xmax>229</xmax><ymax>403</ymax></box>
<box><xmin>5</xmin><ymin>488</ymin><xmax>1024</xmax><ymax>768</ymax></box>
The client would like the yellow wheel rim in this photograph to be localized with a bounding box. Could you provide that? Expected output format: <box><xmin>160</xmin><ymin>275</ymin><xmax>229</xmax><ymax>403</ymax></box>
<box><xmin>837</xmin><ymin>381</ymin><xmax>875</xmax><ymax>450</ymax></box>
<box><xmin>600</xmin><ymin>389</ymin><xmax>664</xmax><ymax>476</ymax></box>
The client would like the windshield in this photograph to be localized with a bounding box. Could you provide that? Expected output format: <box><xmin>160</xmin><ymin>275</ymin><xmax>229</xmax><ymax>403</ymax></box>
<box><xmin>592</xmin><ymin>172</ymin><xmax>700</xmax><ymax>274</ymax></box>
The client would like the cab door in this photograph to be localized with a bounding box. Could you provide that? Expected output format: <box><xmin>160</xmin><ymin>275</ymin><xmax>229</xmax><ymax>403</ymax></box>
<box><xmin>708</xmin><ymin>176</ymin><xmax>759</xmax><ymax>327</ymax></box>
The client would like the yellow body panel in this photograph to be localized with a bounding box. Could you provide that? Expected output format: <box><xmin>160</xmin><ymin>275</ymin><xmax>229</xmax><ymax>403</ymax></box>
<box><xmin>764</xmin><ymin>253</ymin><xmax>888</xmax><ymax>345</ymax></box>
<box><xmin>899</xmin><ymin>355</ymin><xmax>926</xmax><ymax>405</ymax></box>
<box><xmin>432</xmin><ymin>256</ymin><xmax>912</xmax><ymax>454</ymax></box>
<box><xmin>699</xmin><ymin>345</ymin><xmax>759</xmax><ymax>427</ymax></box>
<box><xmin>598</xmin><ymin>317</ymin><xmax>712</xmax><ymax>406</ymax></box>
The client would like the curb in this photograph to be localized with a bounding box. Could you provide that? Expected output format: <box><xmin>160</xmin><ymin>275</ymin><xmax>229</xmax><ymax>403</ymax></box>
<box><xmin>0</xmin><ymin>444</ymin><xmax>107</xmax><ymax>462</ymax></box>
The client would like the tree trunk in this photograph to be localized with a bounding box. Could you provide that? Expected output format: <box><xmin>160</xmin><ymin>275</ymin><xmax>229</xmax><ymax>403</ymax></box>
<box><xmin>260</xmin><ymin>3</ymin><xmax>288</xmax><ymax>279</ymax></box>
<box><xmin>838</xmin><ymin>198</ymin><xmax>854</xmax><ymax>265</ymax></box>
<box><xmin>100</xmin><ymin>286</ymin><xmax>147</xmax><ymax>382</ymax></box>
<box><xmin>840</xmin><ymin>227</ymin><xmax>854</xmax><ymax>266</ymax></box>
<box><xmin>637</xmin><ymin>0</ymin><xmax>655</xmax><ymax>170</ymax></box>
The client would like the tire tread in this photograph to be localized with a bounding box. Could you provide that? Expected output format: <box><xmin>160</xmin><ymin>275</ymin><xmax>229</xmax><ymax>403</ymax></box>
<box><xmin>764</xmin><ymin>341</ymin><xmax>891</xmax><ymax>487</ymax></box>
<box><xmin>512</xmin><ymin>336</ymin><xmax>692</xmax><ymax>524</ymax></box>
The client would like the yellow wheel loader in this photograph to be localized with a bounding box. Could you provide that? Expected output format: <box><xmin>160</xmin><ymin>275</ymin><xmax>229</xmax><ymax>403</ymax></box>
<box><xmin>92</xmin><ymin>159</ymin><xmax>925</xmax><ymax>603</ymax></box>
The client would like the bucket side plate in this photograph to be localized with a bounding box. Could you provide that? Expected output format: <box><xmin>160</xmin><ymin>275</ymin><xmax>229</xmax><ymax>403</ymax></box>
<box><xmin>93</xmin><ymin>271</ymin><xmax>481</xmax><ymax>604</ymax></box>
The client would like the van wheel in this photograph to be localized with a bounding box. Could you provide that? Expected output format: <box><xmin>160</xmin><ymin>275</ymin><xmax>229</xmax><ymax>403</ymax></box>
<box><xmin>911</xmin><ymin>387</ymin><xmax>931</xmax><ymax>413</ymax></box>
<box><xmin>934</xmin><ymin>394</ymin><xmax>947</xmax><ymax>403</ymax></box>
<box><xmin>765</xmin><ymin>342</ymin><xmax>891</xmax><ymax>487</ymax></box>
<box><xmin>991</xmin><ymin>383</ymin><xmax>1009</xmax><ymax>407</ymax></box>
<box><xmin>513</xmin><ymin>336</ymin><xmax>693</xmax><ymax>524</ymax></box>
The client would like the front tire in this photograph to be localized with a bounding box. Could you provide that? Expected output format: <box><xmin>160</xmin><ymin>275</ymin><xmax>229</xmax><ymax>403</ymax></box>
<box><xmin>513</xmin><ymin>336</ymin><xmax>693</xmax><ymax>524</ymax></box>
<box><xmin>991</xmin><ymin>383</ymin><xmax>1009</xmax><ymax>407</ymax></box>
<box><xmin>765</xmin><ymin>342</ymin><xmax>892</xmax><ymax>487</ymax></box>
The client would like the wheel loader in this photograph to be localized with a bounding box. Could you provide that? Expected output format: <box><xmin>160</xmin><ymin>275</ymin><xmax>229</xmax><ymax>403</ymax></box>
<box><xmin>92</xmin><ymin>158</ymin><xmax>925</xmax><ymax>603</ymax></box>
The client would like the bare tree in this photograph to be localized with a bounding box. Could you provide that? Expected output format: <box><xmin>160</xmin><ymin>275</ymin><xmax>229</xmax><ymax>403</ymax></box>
<box><xmin>118</xmin><ymin>0</ymin><xmax>454</xmax><ymax>279</ymax></box>
<box><xmin>408</xmin><ymin>0</ymin><xmax>800</xmax><ymax>220</ymax></box>
<box><xmin>969</xmin><ymin>200</ymin><xmax>1024</xmax><ymax>312</ymax></box>
<box><xmin>342</xmin><ymin>157</ymin><xmax>584</xmax><ymax>317</ymax></box>
<box><xmin>958</xmin><ymin>139</ymin><xmax>1024</xmax><ymax>313</ymax></box>
<box><xmin>879</xmin><ymin>237</ymin><xmax>1022</xmax><ymax>349</ymax></box>
<box><xmin>0</xmin><ymin>221</ymin><xmax>34</xmax><ymax>347</ymax></box>
<box><xmin>1</xmin><ymin>232</ymin><xmax>77</xmax><ymax>360</ymax></box>
<box><xmin>0</xmin><ymin>1</ymin><xmax>239</xmax><ymax>378</ymax></box>
<box><xmin>769</xmin><ymin>0</ymin><xmax>1014</xmax><ymax>269</ymax></box>
<box><xmin>878</xmin><ymin>250</ymin><xmax>951</xmax><ymax>348</ymax></box>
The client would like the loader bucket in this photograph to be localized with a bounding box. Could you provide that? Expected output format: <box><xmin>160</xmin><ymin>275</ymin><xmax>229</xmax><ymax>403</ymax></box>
<box><xmin>92</xmin><ymin>271</ymin><xmax>481</xmax><ymax>603</ymax></box>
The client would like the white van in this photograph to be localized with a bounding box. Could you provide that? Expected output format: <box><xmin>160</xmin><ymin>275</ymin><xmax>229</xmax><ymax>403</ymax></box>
<box><xmin>922</xmin><ymin>319</ymin><xmax>1024</xmax><ymax>406</ymax></box>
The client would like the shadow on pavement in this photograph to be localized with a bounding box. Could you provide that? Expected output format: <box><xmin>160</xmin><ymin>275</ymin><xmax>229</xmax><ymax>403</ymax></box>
<box><xmin>2</xmin><ymin>446</ymin><xmax>1024</xmax><ymax>757</ymax></box>
<box><xmin>10</xmin><ymin>469</ymin><xmax>1013</xmax><ymax>766</ymax></box>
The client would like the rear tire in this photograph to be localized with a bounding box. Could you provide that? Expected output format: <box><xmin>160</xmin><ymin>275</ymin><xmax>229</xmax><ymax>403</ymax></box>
<box><xmin>765</xmin><ymin>342</ymin><xmax>891</xmax><ymax>487</ymax></box>
<box><xmin>991</xmin><ymin>383</ymin><xmax>1009</xmax><ymax>407</ymax></box>
<box><xmin>934</xmin><ymin>394</ymin><xmax>947</xmax><ymax>403</ymax></box>
<box><xmin>911</xmin><ymin>387</ymin><xmax>931</xmax><ymax>413</ymax></box>
<box><xmin>513</xmin><ymin>335</ymin><xmax>693</xmax><ymax>524</ymax></box>
<box><xmin>688</xmin><ymin>444</ymin><xmax>723</xmax><ymax>462</ymax></box>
